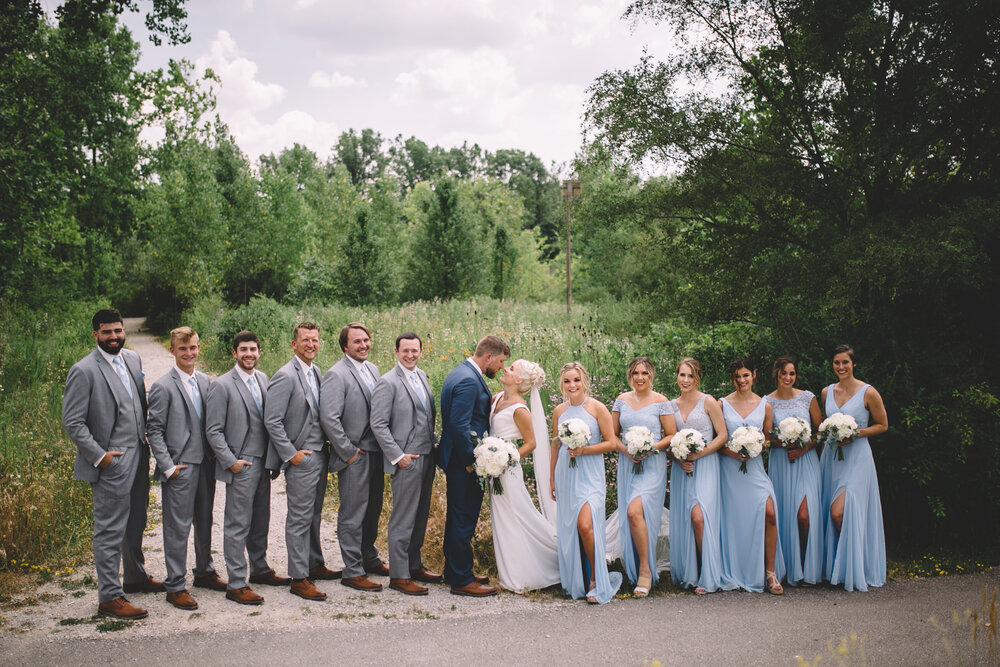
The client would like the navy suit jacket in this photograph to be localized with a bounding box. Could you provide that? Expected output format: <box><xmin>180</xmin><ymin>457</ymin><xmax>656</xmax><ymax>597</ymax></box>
<box><xmin>437</xmin><ymin>359</ymin><xmax>491</xmax><ymax>470</ymax></box>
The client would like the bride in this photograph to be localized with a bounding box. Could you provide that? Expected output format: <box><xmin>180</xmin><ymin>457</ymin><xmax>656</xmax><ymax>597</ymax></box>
<box><xmin>487</xmin><ymin>359</ymin><xmax>561</xmax><ymax>592</ymax></box>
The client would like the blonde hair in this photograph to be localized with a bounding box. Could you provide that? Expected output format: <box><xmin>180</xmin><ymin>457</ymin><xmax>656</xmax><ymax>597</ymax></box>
<box><xmin>559</xmin><ymin>362</ymin><xmax>591</xmax><ymax>397</ymax></box>
<box><xmin>169</xmin><ymin>326</ymin><xmax>198</xmax><ymax>347</ymax></box>
<box><xmin>511</xmin><ymin>359</ymin><xmax>546</xmax><ymax>394</ymax></box>
<box><xmin>676</xmin><ymin>357</ymin><xmax>702</xmax><ymax>386</ymax></box>
<box><xmin>627</xmin><ymin>356</ymin><xmax>655</xmax><ymax>389</ymax></box>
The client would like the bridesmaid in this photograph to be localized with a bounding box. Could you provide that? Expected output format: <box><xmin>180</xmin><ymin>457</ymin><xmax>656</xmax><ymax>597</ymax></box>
<box><xmin>668</xmin><ymin>358</ymin><xmax>731</xmax><ymax>594</ymax></box>
<box><xmin>611</xmin><ymin>357</ymin><xmax>677</xmax><ymax>597</ymax></box>
<box><xmin>820</xmin><ymin>344</ymin><xmax>888</xmax><ymax>592</ymax></box>
<box><xmin>549</xmin><ymin>362</ymin><xmax>623</xmax><ymax>604</ymax></box>
<box><xmin>765</xmin><ymin>356</ymin><xmax>823</xmax><ymax>586</ymax></box>
<box><xmin>718</xmin><ymin>358</ymin><xmax>786</xmax><ymax>594</ymax></box>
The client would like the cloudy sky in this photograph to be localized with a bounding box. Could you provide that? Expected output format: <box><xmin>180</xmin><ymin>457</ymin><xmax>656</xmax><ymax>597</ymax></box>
<box><xmin>119</xmin><ymin>0</ymin><xmax>678</xmax><ymax>170</ymax></box>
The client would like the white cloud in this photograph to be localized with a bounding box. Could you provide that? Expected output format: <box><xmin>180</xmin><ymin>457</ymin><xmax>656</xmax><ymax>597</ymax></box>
<box><xmin>308</xmin><ymin>71</ymin><xmax>368</xmax><ymax>89</ymax></box>
<box><xmin>392</xmin><ymin>48</ymin><xmax>522</xmax><ymax>127</ymax></box>
<box><xmin>195</xmin><ymin>30</ymin><xmax>285</xmax><ymax>112</ymax></box>
<box><xmin>236</xmin><ymin>109</ymin><xmax>341</xmax><ymax>162</ymax></box>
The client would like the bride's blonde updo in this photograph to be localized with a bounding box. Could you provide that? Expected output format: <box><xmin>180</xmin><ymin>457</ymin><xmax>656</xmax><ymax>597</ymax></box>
<box><xmin>511</xmin><ymin>359</ymin><xmax>546</xmax><ymax>394</ymax></box>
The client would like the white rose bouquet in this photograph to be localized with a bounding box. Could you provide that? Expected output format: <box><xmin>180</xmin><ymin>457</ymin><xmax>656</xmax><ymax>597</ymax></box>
<box><xmin>727</xmin><ymin>425</ymin><xmax>766</xmax><ymax>474</ymax></box>
<box><xmin>473</xmin><ymin>435</ymin><xmax>520</xmax><ymax>495</ymax></box>
<box><xmin>623</xmin><ymin>425</ymin><xmax>656</xmax><ymax>474</ymax></box>
<box><xmin>669</xmin><ymin>428</ymin><xmax>707</xmax><ymax>476</ymax></box>
<box><xmin>817</xmin><ymin>412</ymin><xmax>859</xmax><ymax>461</ymax></box>
<box><xmin>557</xmin><ymin>418</ymin><xmax>591</xmax><ymax>468</ymax></box>
<box><xmin>772</xmin><ymin>416</ymin><xmax>811</xmax><ymax>464</ymax></box>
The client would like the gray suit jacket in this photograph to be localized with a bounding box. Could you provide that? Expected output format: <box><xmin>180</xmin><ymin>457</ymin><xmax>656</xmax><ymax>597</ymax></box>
<box><xmin>264</xmin><ymin>357</ymin><xmax>326</xmax><ymax>471</ymax></box>
<box><xmin>146</xmin><ymin>368</ymin><xmax>210</xmax><ymax>482</ymax></box>
<box><xmin>205</xmin><ymin>367</ymin><xmax>269</xmax><ymax>483</ymax></box>
<box><xmin>369</xmin><ymin>363</ymin><xmax>437</xmax><ymax>473</ymax></box>
<box><xmin>320</xmin><ymin>356</ymin><xmax>380</xmax><ymax>466</ymax></box>
<box><xmin>62</xmin><ymin>348</ymin><xmax>147</xmax><ymax>484</ymax></box>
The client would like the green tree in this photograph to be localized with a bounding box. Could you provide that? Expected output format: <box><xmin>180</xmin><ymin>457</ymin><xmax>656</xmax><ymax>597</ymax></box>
<box><xmin>332</xmin><ymin>128</ymin><xmax>388</xmax><ymax>194</ymax></box>
<box><xmin>586</xmin><ymin>0</ymin><xmax>1000</xmax><ymax>548</ymax></box>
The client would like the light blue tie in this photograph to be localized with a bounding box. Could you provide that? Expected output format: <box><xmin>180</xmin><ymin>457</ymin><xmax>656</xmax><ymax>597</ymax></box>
<box><xmin>189</xmin><ymin>377</ymin><xmax>203</xmax><ymax>420</ymax></box>
<box><xmin>305</xmin><ymin>367</ymin><xmax>319</xmax><ymax>404</ymax></box>
<box><xmin>409</xmin><ymin>372</ymin><xmax>427</xmax><ymax>411</ymax></box>
<box><xmin>247</xmin><ymin>375</ymin><xmax>263</xmax><ymax>416</ymax></box>
<box><xmin>360</xmin><ymin>364</ymin><xmax>375</xmax><ymax>392</ymax></box>
<box><xmin>112</xmin><ymin>356</ymin><xmax>133</xmax><ymax>399</ymax></box>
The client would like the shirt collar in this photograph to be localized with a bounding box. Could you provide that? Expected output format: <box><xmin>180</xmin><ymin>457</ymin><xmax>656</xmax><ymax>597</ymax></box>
<box><xmin>174</xmin><ymin>364</ymin><xmax>195</xmax><ymax>382</ymax></box>
<box><xmin>294</xmin><ymin>355</ymin><xmax>314</xmax><ymax>375</ymax></box>
<box><xmin>234</xmin><ymin>365</ymin><xmax>253</xmax><ymax>383</ymax></box>
<box><xmin>465</xmin><ymin>357</ymin><xmax>484</xmax><ymax>377</ymax></box>
<box><xmin>97</xmin><ymin>347</ymin><xmax>122</xmax><ymax>366</ymax></box>
<box><xmin>346</xmin><ymin>355</ymin><xmax>367</xmax><ymax>373</ymax></box>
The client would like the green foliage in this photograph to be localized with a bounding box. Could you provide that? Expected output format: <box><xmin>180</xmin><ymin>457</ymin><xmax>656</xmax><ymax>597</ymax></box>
<box><xmin>585</xmin><ymin>0</ymin><xmax>1000</xmax><ymax>550</ymax></box>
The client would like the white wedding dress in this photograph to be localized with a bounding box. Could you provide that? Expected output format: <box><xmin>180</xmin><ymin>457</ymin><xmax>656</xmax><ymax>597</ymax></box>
<box><xmin>488</xmin><ymin>397</ymin><xmax>561</xmax><ymax>592</ymax></box>
<box><xmin>488</xmin><ymin>393</ymin><xmax>671</xmax><ymax>592</ymax></box>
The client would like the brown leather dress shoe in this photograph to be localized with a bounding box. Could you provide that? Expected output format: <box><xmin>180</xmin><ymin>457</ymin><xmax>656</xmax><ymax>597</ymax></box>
<box><xmin>249</xmin><ymin>569</ymin><xmax>291</xmax><ymax>587</ymax></box>
<box><xmin>193</xmin><ymin>572</ymin><xmax>228</xmax><ymax>591</ymax></box>
<box><xmin>308</xmin><ymin>565</ymin><xmax>342</xmax><ymax>580</ymax></box>
<box><xmin>166</xmin><ymin>590</ymin><xmax>198</xmax><ymax>610</ymax></box>
<box><xmin>473</xmin><ymin>574</ymin><xmax>490</xmax><ymax>585</ymax></box>
<box><xmin>122</xmin><ymin>575</ymin><xmax>166</xmax><ymax>594</ymax></box>
<box><xmin>290</xmin><ymin>578</ymin><xmax>327</xmax><ymax>601</ymax></box>
<box><xmin>365</xmin><ymin>562</ymin><xmax>390</xmax><ymax>576</ymax></box>
<box><xmin>410</xmin><ymin>567</ymin><xmax>444</xmax><ymax>584</ymax></box>
<box><xmin>341</xmin><ymin>575</ymin><xmax>383</xmax><ymax>592</ymax></box>
<box><xmin>98</xmin><ymin>597</ymin><xmax>148</xmax><ymax>619</ymax></box>
<box><xmin>226</xmin><ymin>586</ymin><xmax>264</xmax><ymax>605</ymax></box>
<box><xmin>450</xmin><ymin>581</ymin><xmax>498</xmax><ymax>597</ymax></box>
<box><xmin>389</xmin><ymin>578</ymin><xmax>429</xmax><ymax>596</ymax></box>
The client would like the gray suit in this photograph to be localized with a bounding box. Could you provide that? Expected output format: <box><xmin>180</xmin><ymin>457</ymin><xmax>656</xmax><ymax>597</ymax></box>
<box><xmin>205</xmin><ymin>367</ymin><xmax>274</xmax><ymax>590</ymax></box>
<box><xmin>61</xmin><ymin>347</ymin><xmax>153</xmax><ymax>603</ymax></box>
<box><xmin>369</xmin><ymin>363</ymin><xmax>437</xmax><ymax>579</ymax></box>
<box><xmin>320</xmin><ymin>356</ymin><xmax>383</xmax><ymax>578</ymax></box>
<box><xmin>264</xmin><ymin>357</ymin><xmax>329</xmax><ymax>579</ymax></box>
<box><xmin>146</xmin><ymin>367</ymin><xmax>217</xmax><ymax>592</ymax></box>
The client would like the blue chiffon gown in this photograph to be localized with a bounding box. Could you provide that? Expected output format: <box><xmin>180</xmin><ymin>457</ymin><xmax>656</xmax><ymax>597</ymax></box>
<box><xmin>766</xmin><ymin>391</ymin><xmax>823</xmax><ymax>585</ymax></box>
<box><xmin>719</xmin><ymin>398</ymin><xmax>785</xmax><ymax>591</ymax></box>
<box><xmin>614</xmin><ymin>399</ymin><xmax>671</xmax><ymax>586</ymax></box>
<box><xmin>669</xmin><ymin>394</ymin><xmax>730</xmax><ymax>592</ymax></box>
<box><xmin>555</xmin><ymin>403</ymin><xmax>622</xmax><ymax>604</ymax></box>
<box><xmin>820</xmin><ymin>384</ymin><xmax>886</xmax><ymax>591</ymax></box>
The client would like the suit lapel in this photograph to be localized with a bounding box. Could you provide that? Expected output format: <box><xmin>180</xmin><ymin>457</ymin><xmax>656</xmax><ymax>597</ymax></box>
<box><xmin>233</xmin><ymin>369</ymin><xmax>256</xmax><ymax>418</ymax></box>
<box><xmin>345</xmin><ymin>358</ymin><xmax>373</xmax><ymax>404</ymax></box>
<box><xmin>467</xmin><ymin>359</ymin><xmax>490</xmax><ymax>400</ymax></box>
<box><xmin>396</xmin><ymin>364</ymin><xmax>420</xmax><ymax>411</ymax></box>
<box><xmin>294</xmin><ymin>361</ymin><xmax>318</xmax><ymax>413</ymax></box>
<box><xmin>170</xmin><ymin>368</ymin><xmax>200</xmax><ymax>425</ymax></box>
<box><xmin>95</xmin><ymin>349</ymin><xmax>131</xmax><ymax>407</ymax></box>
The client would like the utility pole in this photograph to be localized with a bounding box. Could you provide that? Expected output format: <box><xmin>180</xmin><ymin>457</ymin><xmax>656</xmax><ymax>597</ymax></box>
<box><xmin>561</xmin><ymin>179</ymin><xmax>581</xmax><ymax>315</ymax></box>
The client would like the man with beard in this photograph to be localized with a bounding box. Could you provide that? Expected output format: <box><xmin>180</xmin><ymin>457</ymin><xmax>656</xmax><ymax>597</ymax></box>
<box><xmin>62</xmin><ymin>309</ymin><xmax>163</xmax><ymax>619</ymax></box>
<box><xmin>205</xmin><ymin>330</ymin><xmax>290</xmax><ymax>606</ymax></box>
<box><xmin>438</xmin><ymin>334</ymin><xmax>509</xmax><ymax>596</ymax></box>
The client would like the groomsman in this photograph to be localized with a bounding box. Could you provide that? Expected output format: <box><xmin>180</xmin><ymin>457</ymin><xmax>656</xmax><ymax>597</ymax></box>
<box><xmin>62</xmin><ymin>309</ymin><xmax>163</xmax><ymax>620</ymax></box>
<box><xmin>369</xmin><ymin>332</ymin><xmax>441</xmax><ymax>595</ymax></box>
<box><xmin>321</xmin><ymin>323</ymin><xmax>385</xmax><ymax>592</ymax></box>
<box><xmin>146</xmin><ymin>326</ymin><xmax>225</xmax><ymax>610</ymax></box>
<box><xmin>205</xmin><ymin>330</ymin><xmax>290</xmax><ymax>606</ymax></box>
<box><xmin>264</xmin><ymin>322</ymin><xmax>339</xmax><ymax>602</ymax></box>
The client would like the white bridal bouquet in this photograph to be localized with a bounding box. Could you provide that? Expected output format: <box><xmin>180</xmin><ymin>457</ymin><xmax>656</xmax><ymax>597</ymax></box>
<box><xmin>817</xmin><ymin>412</ymin><xmax>859</xmax><ymax>461</ymax></box>
<box><xmin>727</xmin><ymin>425</ymin><xmax>766</xmax><ymax>474</ymax></box>
<box><xmin>473</xmin><ymin>435</ymin><xmax>520</xmax><ymax>495</ymax></box>
<box><xmin>557</xmin><ymin>418</ymin><xmax>591</xmax><ymax>468</ymax></box>
<box><xmin>623</xmin><ymin>425</ymin><xmax>656</xmax><ymax>474</ymax></box>
<box><xmin>669</xmin><ymin>428</ymin><xmax>707</xmax><ymax>476</ymax></box>
<box><xmin>773</xmin><ymin>416</ymin><xmax>811</xmax><ymax>464</ymax></box>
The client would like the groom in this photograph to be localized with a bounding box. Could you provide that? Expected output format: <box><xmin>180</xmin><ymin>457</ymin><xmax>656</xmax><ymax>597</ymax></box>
<box><xmin>438</xmin><ymin>335</ymin><xmax>509</xmax><ymax>597</ymax></box>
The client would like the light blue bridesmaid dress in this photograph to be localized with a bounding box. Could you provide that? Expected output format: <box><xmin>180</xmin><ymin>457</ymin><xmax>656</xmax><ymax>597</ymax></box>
<box><xmin>719</xmin><ymin>397</ymin><xmax>785</xmax><ymax>591</ymax></box>
<box><xmin>614</xmin><ymin>399</ymin><xmax>671</xmax><ymax>586</ymax></box>
<box><xmin>555</xmin><ymin>403</ymin><xmax>623</xmax><ymax>604</ymax></box>
<box><xmin>820</xmin><ymin>384</ymin><xmax>886</xmax><ymax>591</ymax></box>
<box><xmin>669</xmin><ymin>394</ymin><xmax>731</xmax><ymax>592</ymax></box>
<box><xmin>766</xmin><ymin>391</ymin><xmax>823</xmax><ymax>585</ymax></box>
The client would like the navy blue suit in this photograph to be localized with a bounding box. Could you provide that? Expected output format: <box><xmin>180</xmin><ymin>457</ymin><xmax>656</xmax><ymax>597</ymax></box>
<box><xmin>438</xmin><ymin>359</ymin><xmax>491</xmax><ymax>586</ymax></box>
